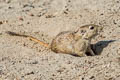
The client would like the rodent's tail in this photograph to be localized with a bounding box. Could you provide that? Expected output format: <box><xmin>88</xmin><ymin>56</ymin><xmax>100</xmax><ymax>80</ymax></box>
<box><xmin>6</xmin><ymin>31</ymin><xmax>50</xmax><ymax>48</ymax></box>
<box><xmin>28</xmin><ymin>36</ymin><xmax>49</xmax><ymax>48</ymax></box>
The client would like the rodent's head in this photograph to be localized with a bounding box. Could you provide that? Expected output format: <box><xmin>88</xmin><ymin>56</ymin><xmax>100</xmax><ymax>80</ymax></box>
<box><xmin>74</xmin><ymin>24</ymin><xmax>102</xmax><ymax>40</ymax></box>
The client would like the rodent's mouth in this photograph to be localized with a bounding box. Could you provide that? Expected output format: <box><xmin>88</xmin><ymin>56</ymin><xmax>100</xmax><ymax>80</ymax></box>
<box><xmin>84</xmin><ymin>34</ymin><xmax>97</xmax><ymax>40</ymax></box>
<box><xmin>82</xmin><ymin>32</ymin><xmax>98</xmax><ymax>40</ymax></box>
<box><xmin>91</xmin><ymin>33</ymin><xmax>98</xmax><ymax>39</ymax></box>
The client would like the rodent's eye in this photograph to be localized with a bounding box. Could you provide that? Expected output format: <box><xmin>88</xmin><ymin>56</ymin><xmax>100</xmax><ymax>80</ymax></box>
<box><xmin>89</xmin><ymin>26</ymin><xmax>94</xmax><ymax>30</ymax></box>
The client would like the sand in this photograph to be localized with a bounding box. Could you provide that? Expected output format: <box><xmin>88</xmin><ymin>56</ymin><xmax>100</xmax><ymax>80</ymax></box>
<box><xmin>0</xmin><ymin>0</ymin><xmax>120</xmax><ymax>80</ymax></box>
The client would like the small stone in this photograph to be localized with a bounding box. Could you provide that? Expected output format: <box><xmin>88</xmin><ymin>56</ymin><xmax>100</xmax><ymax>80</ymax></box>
<box><xmin>26</xmin><ymin>71</ymin><xmax>34</xmax><ymax>75</ymax></box>
<box><xmin>6</xmin><ymin>0</ymin><xmax>11</xmax><ymax>3</ymax></box>
<box><xmin>89</xmin><ymin>76</ymin><xmax>95</xmax><ymax>79</ymax></box>
<box><xmin>0</xmin><ymin>21</ymin><xmax>3</xmax><ymax>25</ymax></box>
<box><xmin>30</xmin><ymin>13</ymin><xmax>34</xmax><ymax>16</ymax></box>
<box><xmin>100</xmin><ymin>13</ymin><xmax>104</xmax><ymax>15</ymax></box>
<box><xmin>19</xmin><ymin>17</ymin><xmax>24</xmax><ymax>21</ymax></box>
<box><xmin>46</xmin><ymin>15</ymin><xmax>54</xmax><ymax>18</ymax></box>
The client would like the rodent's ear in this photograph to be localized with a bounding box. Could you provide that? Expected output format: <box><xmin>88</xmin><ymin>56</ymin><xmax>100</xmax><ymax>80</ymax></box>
<box><xmin>76</xmin><ymin>29</ymin><xmax>86</xmax><ymax>36</ymax></box>
<box><xmin>74</xmin><ymin>28</ymin><xmax>86</xmax><ymax>34</ymax></box>
<box><xmin>80</xmin><ymin>29</ymin><xmax>86</xmax><ymax>34</ymax></box>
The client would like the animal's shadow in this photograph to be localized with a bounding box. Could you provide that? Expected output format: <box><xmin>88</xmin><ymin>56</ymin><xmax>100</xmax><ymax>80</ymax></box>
<box><xmin>86</xmin><ymin>40</ymin><xmax>116</xmax><ymax>56</ymax></box>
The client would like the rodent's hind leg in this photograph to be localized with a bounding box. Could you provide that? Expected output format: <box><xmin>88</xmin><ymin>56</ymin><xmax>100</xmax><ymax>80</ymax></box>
<box><xmin>75</xmin><ymin>51</ymin><xmax>87</xmax><ymax>57</ymax></box>
<box><xmin>70</xmin><ymin>51</ymin><xmax>86</xmax><ymax>57</ymax></box>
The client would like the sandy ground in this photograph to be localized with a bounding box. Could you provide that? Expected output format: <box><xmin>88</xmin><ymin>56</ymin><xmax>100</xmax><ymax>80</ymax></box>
<box><xmin>0</xmin><ymin>0</ymin><xmax>120</xmax><ymax>80</ymax></box>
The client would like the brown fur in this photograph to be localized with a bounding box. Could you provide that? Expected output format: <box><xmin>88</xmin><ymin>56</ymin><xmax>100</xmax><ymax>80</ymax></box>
<box><xmin>6</xmin><ymin>24</ymin><xmax>101</xmax><ymax>57</ymax></box>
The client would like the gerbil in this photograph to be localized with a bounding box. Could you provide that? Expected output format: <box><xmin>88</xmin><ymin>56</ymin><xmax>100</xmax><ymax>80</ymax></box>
<box><xmin>6</xmin><ymin>24</ymin><xmax>101</xmax><ymax>57</ymax></box>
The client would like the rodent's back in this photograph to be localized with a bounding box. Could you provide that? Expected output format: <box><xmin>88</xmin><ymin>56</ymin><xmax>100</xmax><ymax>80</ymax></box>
<box><xmin>51</xmin><ymin>31</ymin><xmax>75</xmax><ymax>54</ymax></box>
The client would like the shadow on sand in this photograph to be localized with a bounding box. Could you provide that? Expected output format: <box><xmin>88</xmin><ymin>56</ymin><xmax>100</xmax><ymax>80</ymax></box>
<box><xmin>89</xmin><ymin>40</ymin><xmax>116</xmax><ymax>56</ymax></box>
